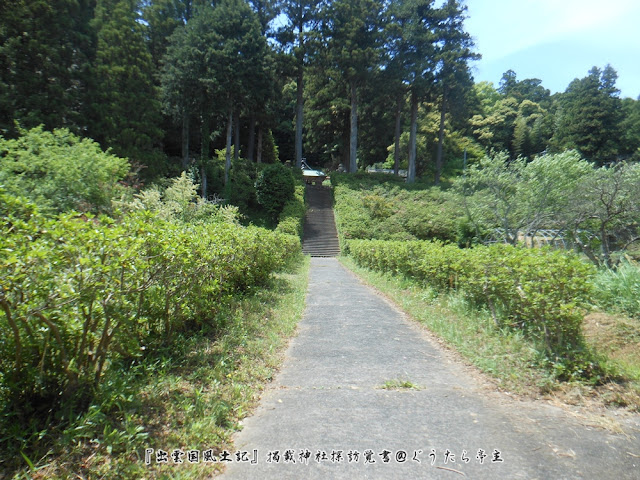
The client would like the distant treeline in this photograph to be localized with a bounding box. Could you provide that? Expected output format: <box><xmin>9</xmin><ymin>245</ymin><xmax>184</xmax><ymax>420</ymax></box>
<box><xmin>1</xmin><ymin>1</ymin><xmax>638</xmax><ymax>191</ymax></box>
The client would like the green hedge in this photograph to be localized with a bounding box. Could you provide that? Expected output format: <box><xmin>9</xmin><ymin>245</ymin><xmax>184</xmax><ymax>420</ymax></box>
<box><xmin>0</xmin><ymin>192</ymin><xmax>300</xmax><ymax>408</ymax></box>
<box><xmin>348</xmin><ymin>239</ymin><xmax>595</xmax><ymax>354</ymax></box>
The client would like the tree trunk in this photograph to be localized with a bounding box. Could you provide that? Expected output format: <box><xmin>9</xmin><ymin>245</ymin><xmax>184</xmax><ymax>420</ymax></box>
<box><xmin>181</xmin><ymin>113</ymin><xmax>189</xmax><ymax>171</ymax></box>
<box><xmin>350</xmin><ymin>80</ymin><xmax>358</xmax><ymax>173</ymax></box>
<box><xmin>201</xmin><ymin>113</ymin><xmax>210</xmax><ymax>160</ymax></box>
<box><xmin>394</xmin><ymin>93</ymin><xmax>402</xmax><ymax>176</ymax></box>
<box><xmin>257</xmin><ymin>123</ymin><xmax>264</xmax><ymax>164</ymax></box>
<box><xmin>234</xmin><ymin>110</ymin><xmax>240</xmax><ymax>161</ymax></box>
<box><xmin>200</xmin><ymin>165</ymin><xmax>207</xmax><ymax>199</ymax></box>
<box><xmin>600</xmin><ymin>224</ymin><xmax>612</xmax><ymax>268</ymax></box>
<box><xmin>407</xmin><ymin>90</ymin><xmax>418</xmax><ymax>183</ymax></box>
<box><xmin>435</xmin><ymin>87</ymin><xmax>448</xmax><ymax>185</ymax></box>
<box><xmin>295</xmin><ymin>63</ymin><xmax>304</xmax><ymax>168</ymax></box>
<box><xmin>341</xmin><ymin>125</ymin><xmax>350</xmax><ymax>171</ymax></box>
<box><xmin>295</xmin><ymin>17</ymin><xmax>304</xmax><ymax>169</ymax></box>
<box><xmin>247</xmin><ymin>113</ymin><xmax>256</xmax><ymax>162</ymax></box>
<box><xmin>225</xmin><ymin>109</ymin><xmax>233</xmax><ymax>186</ymax></box>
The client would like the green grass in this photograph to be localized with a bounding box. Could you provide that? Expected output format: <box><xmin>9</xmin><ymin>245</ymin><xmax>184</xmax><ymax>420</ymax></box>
<box><xmin>593</xmin><ymin>261</ymin><xmax>640</xmax><ymax>318</ymax></box>
<box><xmin>7</xmin><ymin>256</ymin><xmax>310</xmax><ymax>479</ymax></box>
<box><xmin>380</xmin><ymin>379</ymin><xmax>422</xmax><ymax>390</ymax></box>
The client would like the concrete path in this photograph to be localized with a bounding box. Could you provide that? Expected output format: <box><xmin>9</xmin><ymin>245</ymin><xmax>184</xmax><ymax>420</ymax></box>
<box><xmin>220</xmin><ymin>258</ymin><xmax>640</xmax><ymax>479</ymax></box>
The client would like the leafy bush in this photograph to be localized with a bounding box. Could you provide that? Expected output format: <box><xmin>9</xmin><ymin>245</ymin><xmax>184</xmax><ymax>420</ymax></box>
<box><xmin>118</xmin><ymin>172</ymin><xmax>240</xmax><ymax>225</ymax></box>
<box><xmin>0</xmin><ymin>126</ymin><xmax>129</xmax><ymax>213</ymax></box>
<box><xmin>393</xmin><ymin>188</ymin><xmax>462</xmax><ymax>243</ymax></box>
<box><xmin>0</xmin><ymin>190</ymin><xmax>300</xmax><ymax>417</ymax></box>
<box><xmin>348</xmin><ymin>239</ymin><xmax>596</xmax><ymax>368</ymax></box>
<box><xmin>255</xmin><ymin>163</ymin><xmax>295</xmax><ymax>220</ymax></box>
<box><xmin>332</xmin><ymin>184</ymin><xmax>376</xmax><ymax>248</ymax></box>
<box><xmin>227</xmin><ymin>157</ymin><xmax>259</xmax><ymax>213</ymax></box>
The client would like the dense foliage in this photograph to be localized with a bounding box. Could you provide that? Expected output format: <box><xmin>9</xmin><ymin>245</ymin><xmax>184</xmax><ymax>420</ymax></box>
<box><xmin>255</xmin><ymin>162</ymin><xmax>296</xmax><ymax>219</ymax></box>
<box><xmin>0</xmin><ymin>126</ymin><xmax>129</xmax><ymax>213</ymax></box>
<box><xmin>331</xmin><ymin>172</ymin><xmax>467</xmax><ymax>246</ymax></box>
<box><xmin>455</xmin><ymin>151</ymin><xmax>640</xmax><ymax>267</ymax></box>
<box><xmin>332</xmin><ymin>151</ymin><xmax>640</xmax><ymax>269</ymax></box>
<box><xmin>0</xmin><ymin>128</ymin><xmax>304</xmax><ymax>470</ymax></box>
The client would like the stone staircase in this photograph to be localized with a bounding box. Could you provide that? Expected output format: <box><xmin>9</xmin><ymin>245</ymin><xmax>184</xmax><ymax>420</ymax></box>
<box><xmin>302</xmin><ymin>185</ymin><xmax>341</xmax><ymax>257</ymax></box>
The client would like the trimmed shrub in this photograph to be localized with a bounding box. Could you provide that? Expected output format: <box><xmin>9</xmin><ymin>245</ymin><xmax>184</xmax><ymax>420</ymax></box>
<box><xmin>348</xmin><ymin>239</ymin><xmax>595</xmax><ymax>356</ymax></box>
<box><xmin>0</xmin><ymin>190</ymin><xmax>300</xmax><ymax>413</ymax></box>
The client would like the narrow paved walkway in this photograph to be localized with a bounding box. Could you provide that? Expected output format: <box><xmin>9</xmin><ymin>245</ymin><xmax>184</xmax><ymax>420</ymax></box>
<box><xmin>221</xmin><ymin>258</ymin><xmax>640</xmax><ymax>479</ymax></box>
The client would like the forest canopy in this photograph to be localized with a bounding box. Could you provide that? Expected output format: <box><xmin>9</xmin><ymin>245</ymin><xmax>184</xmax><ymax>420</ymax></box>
<box><xmin>1</xmin><ymin>0</ymin><xmax>638</xmax><ymax>192</ymax></box>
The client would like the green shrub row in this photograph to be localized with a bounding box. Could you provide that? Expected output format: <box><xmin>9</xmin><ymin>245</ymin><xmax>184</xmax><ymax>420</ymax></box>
<box><xmin>348</xmin><ymin>239</ymin><xmax>596</xmax><ymax>356</ymax></box>
<box><xmin>0</xmin><ymin>192</ymin><xmax>300</xmax><ymax>410</ymax></box>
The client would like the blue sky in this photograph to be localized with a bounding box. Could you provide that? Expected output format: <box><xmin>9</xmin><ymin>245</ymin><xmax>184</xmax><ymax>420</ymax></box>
<box><xmin>463</xmin><ymin>0</ymin><xmax>640</xmax><ymax>99</ymax></box>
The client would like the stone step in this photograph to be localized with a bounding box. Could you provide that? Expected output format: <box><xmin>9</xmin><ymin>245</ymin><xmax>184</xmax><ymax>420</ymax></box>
<box><xmin>302</xmin><ymin>184</ymin><xmax>340</xmax><ymax>258</ymax></box>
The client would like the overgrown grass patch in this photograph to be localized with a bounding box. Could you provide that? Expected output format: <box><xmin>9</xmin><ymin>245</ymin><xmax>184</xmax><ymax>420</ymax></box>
<box><xmin>583</xmin><ymin>313</ymin><xmax>640</xmax><ymax>409</ymax></box>
<box><xmin>7</xmin><ymin>257</ymin><xmax>310</xmax><ymax>479</ymax></box>
<box><xmin>593</xmin><ymin>262</ymin><xmax>640</xmax><ymax>318</ymax></box>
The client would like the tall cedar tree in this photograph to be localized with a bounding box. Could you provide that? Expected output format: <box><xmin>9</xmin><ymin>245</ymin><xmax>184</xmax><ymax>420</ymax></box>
<box><xmin>206</xmin><ymin>0</ymin><xmax>269</xmax><ymax>184</ymax></box>
<box><xmin>552</xmin><ymin>65</ymin><xmax>623</xmax><ymax>165</ymax></box>
<box><xmin>433</xmin><ymin>0</ymin><xmax>478</xmax><ymax>184</ymax></box>
<box><xmin>620</xmin><ymin>97</ymin><xmax>640</xmax><ymax>161</ymax></box>
<box><xmin>0</xmin><ymin>0</ymin><xmax>94</xmax><ymax>136</ymax></box>
<box><xmin>90</xmin><ymin>0</ymin><xmax>163</xmax><ymax>173</ymax></box>
<box><xmin>246</xmin><ymin>0</ymin><xmax>279</xmax><ymax>163</ymax></box>
<box><xmin>142</xmin><ymin>0</ymin><xmax>187</xmax><ymax>70</ymax></box>
<box><xmin>160</xmin><ymin>19</ymin><xmax>205</xmax><ymax>171</ymax></box>
<box><xmin>391</xmin><ymin>0</ymin><xmax>439</xmax><ymax>183</ymax></box>
<box><xmin>303</xmin><ymin>54</ymin><xmax>350</xmax><ymax>167</ymax></box>
<box><xmin>278</xmin><ymin>0</ymin><xmax>324</xmax><ymax>168</ymax></box>
<box><xmin>321</xmin><ymin>0</ymin><xmax>384</xmax><ymax>173</ymax></box>
<box><xmin>384</xmin><ymin>2</ymin><xmax>412</xmax><ymax>175</ymax></box>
